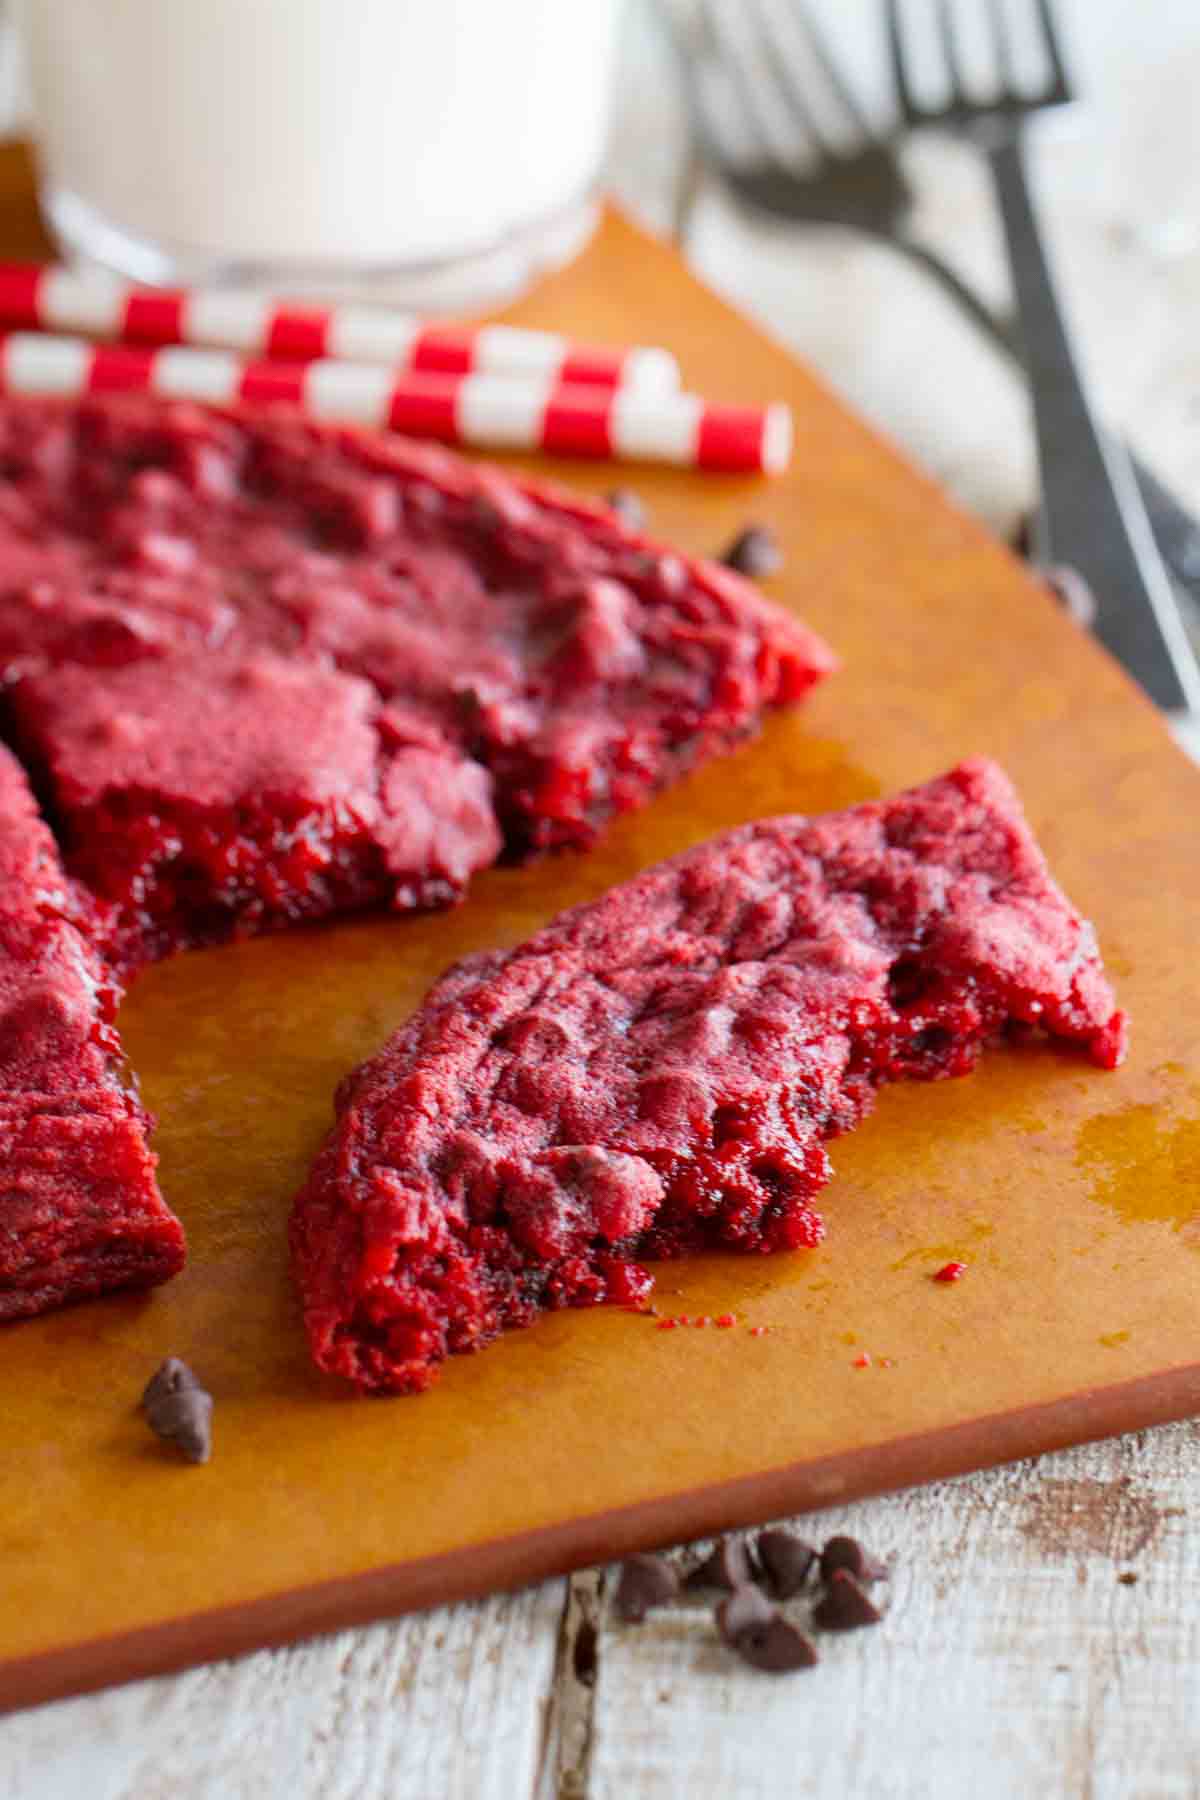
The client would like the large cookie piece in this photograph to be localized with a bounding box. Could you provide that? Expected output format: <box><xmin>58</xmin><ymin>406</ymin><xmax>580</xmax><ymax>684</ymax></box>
<box><xmin>0</xmin><ymin>395</ymin><xmax>835</xmax><ymax>954</ymax></box>
<box><xmin>0</xmin><ymin>746</ymin><xmax>184</xmax><ymax>1322</ymax></box>
<box><xmin>290</xmin><ymin>758</ymin><xmax>1126</xmax><ymax>1395</ymax></box>
<box><xmin>9</xmin><ymin>651</ymin><xmax>501</xmax><ymax>969</ymax></box>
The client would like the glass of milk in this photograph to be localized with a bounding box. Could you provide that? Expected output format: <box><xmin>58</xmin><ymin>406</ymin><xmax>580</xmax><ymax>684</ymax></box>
<box><xmin>13</xmin><ymin>0</ymin><xmax>625</xmax><ymax>308</ymax></box>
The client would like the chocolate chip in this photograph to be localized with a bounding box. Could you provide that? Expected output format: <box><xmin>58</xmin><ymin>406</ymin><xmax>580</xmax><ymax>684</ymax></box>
<box><xmin>141</xmin><ymin>1355</ymin><xmax>202</xmax><ymax>1412</ymax></box>
<box><xmin>720</xmin><ymin>524</ymin><xmax>783</xmax><ymax>579</ymax></box>
<box><xmin>756</xmin><ymin>1528</ymin><xmax>817</xmax><ymax>1599</ymax></box>
<box><xmin>1041</xmin><ymin>563</ymin><xmax>1098</xmax><ymax>629</ymax></box>
<box><xmin>573</xmin><ymin>1617</ymin><xmax>598</xmax><ymax>1684</ymax></box>
<box><xmin>614</xmin><ymin>1553</ymin><xmax>679</xmax><ymax>1622</ymax></box>
<box><xmin>732</xmin><ymin>1615</ymin><xmax>820</xmax><ymax>1673</ymax></box>
<box><xmin>145</xmin><ymin>1385</ymin><xmax>213</xmax><ymax>1464</ymax></box>
<box><xmin>814</xmin><ymin>1569</ymin><xmax>884</xmax><ymax>1631</ymax></box>
<box><xmin>819</xmin><ymin>1534</ymin><xmax>885</xmax><ymax>1584</ymax></box>
<box><xmin>686</xmin><ymin>1535</ymin><xmax>755</xmax><ymax>1591</ymax></box>
<box><xmin>606</xmin><ymin>487</ymin><xmax>647</xmax><ymax>531</ymax></box>
<box><xmin>142</xmin><ymin>1358</ymin><xmax>212</xmax><ymax>1464</ymax></box>
<box><xmin>715</xmin><ymin>1581</ymin><xmax>776</xmax><ymax>1646</ymax></box>
<box><xmin>718</xmin><ymin>1587</ymin><xmax>818</xmax><ymax>1671</ymax></box>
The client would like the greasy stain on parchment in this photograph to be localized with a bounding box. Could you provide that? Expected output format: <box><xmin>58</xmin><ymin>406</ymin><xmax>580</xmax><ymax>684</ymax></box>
<box><xmin>1075</xmin><ymin>1081</ymin><xmax>1200</xmax><ymax>1234</ymax></box>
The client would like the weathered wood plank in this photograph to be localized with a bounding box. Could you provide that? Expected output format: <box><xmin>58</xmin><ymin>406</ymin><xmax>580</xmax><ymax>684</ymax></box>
<box><xmin>6</xmin><ymin>1428</ymin><xmax>1199</xmax><ymax>1798</ymax></box>
<box><xmin>586</xmin><ymin>1424</ymin><xmax>1200</xmax><ymax>1800</ymax></box>
<box><xmin>0</xmin><ymin>1580</ymin><xmax>564</xmax><ymax>1800</ymax></box>
<box><xmin>534</xmin><ymin>1569</ymin><xmax>606</xmax><ymax>1800</ymax></box>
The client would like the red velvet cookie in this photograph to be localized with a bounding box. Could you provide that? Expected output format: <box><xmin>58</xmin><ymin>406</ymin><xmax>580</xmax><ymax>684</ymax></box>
<box><xmin>290</xmin><ymin>759</ymin><xmax>1126</xmax><ymax>1394</ymax></box>
<box><xmin>9</xmin><ymin>651</ymin><xmax>501</xmax><ymax>969</ymax></box>
<box><xmin>0</xmin><ymin>745</ymin><xmax>184</xmax><ymax>1321</ymax></box>
<box><xmin>0</xmin><ymin>396</ymin><xmax>834</xmax><ymax>900</ymax></box>
<box><xmin>0</xmin><ymin>393</ymin><xmax>834</xmax><ymax>1325</ymax></box>
<box><xmin>0</xmin><ymin>1091</ymin><xmax>181</xmax><ymax>1323</ymax></box>
<box><xmin>0</xmin><ymin>736</ymin><xmax>72</xmax><ymax>923</ymax></box>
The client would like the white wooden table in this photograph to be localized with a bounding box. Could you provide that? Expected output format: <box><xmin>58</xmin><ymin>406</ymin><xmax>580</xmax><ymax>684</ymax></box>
<box><xmin>6</xmin><ymin>4</ymin><xmax>1200</xmax><ymax>1794</ymax></box>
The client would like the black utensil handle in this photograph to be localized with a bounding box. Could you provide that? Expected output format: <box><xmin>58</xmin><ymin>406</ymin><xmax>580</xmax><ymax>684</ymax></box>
<box><xmin>1133</xmin><ymin>459</ymin><xmax>1200</xmax><ymax>593</ymax></box>
<box><xmin>900</xmin><ymin>238</ymin><xmax>1200</xmax><ymax>606</ymax></box>
<box><xmin>986</xmin><ymin>135</ymin><xmax>1200</xmax><ymax>711</ymax></box>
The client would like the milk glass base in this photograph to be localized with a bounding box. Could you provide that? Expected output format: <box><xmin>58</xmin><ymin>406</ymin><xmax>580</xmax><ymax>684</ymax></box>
<box><xmin>43</xmin><ymin>185</ymin><xmax>601</xmax><ymax>313</ymax></box>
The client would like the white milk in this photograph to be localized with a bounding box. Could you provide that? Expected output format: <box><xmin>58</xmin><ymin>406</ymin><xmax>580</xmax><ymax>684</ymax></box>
<box><xmin>14</xmin><ymin>0</ymin><xmax>623</xmax><ymax>293</ymax></box>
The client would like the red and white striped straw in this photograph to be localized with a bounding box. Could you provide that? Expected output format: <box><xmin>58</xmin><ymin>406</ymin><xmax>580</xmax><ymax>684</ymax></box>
<box><xmin>0</xmin><ymin>263</ymin><xmax>680</xmax><ymax>395</ymax></box>
<box><xmin>0</xmin><ymin>332</ymin><xmax>791</xmax><ymax>473</ymax></box>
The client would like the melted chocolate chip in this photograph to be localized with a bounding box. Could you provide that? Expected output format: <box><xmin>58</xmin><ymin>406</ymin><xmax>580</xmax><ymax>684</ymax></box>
<box><xmin>756</xmin><ymin>1528</ymin><xmax>817</xmax><ymax>1599</ymax></box>
<box><xmin>720</xmin><ymin>524</ymin><xmax>783</xmax><ymax>580</ymax></box>
<box><xmin>606</xmin><ymin>487</ymin><xmax>647</xmax><ymax>531</ymax></box>
<box><xmin>686</xmin><ymin>1535</ymin><xmax>755</xmax><ymax>1591</ymax></box>
<box><xmin>715</xmin><ymin>1581</ymin><xmax>776</xmax><ymax>1646</ymax></box>
<box><xmin>814</xmin><ymin>1569</ymin><xmax>883</xmax><ymax>1631</ymax></box>
<box><xmin>1041</xmin><ymin>563</ymin><xmax>1098</xmax><ymax>629</ymax></box>
<box><xmin>819</xmin><ymin>1534</ymin><xmax>885</xmax><ymax>1585</ymax></box>
<box><xmin>614</xmin><ymin>1553</ymin><xmax>680</xmax><ymax>1622</ymax></box>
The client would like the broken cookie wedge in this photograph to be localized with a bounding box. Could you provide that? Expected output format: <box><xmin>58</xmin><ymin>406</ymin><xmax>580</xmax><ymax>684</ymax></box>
<box><xmin>290</xmin><ymin>758</ymin><xmax>1126</xmax><ymax>1394</ymax></box>
<box><xmin>0</xmin><ymin>745</ymin><xmax>184</xmax><ymax>1321</ymax></box>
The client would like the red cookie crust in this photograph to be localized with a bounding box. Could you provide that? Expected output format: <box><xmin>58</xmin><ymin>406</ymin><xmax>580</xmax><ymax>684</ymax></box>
<box><xmin>290</xmin><ymin>759</ymin><xmax>1126</xmax><ymax>1394</ymax></box>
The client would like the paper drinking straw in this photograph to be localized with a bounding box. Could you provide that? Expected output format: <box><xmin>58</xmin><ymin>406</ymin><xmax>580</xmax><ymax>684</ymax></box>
<box><xmin>0</xmin><ymin>263</ymin><xmax>681</xmax><ymax>394</ymax></box>
<box><xmin>0</xmin><ymin>331</ymin><xmax>792</xmax><ymax>474</ymax></box>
